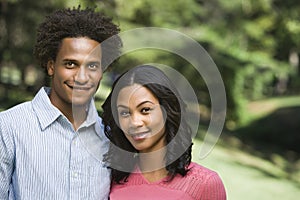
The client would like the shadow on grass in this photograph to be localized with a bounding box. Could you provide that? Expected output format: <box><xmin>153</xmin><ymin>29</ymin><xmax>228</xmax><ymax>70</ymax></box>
<box><xmin>234</xmin><ymin>106</ymin><xmax>300</xmax><ymax>155</ymax></box>
<box><xmin>227</xmin><ymin>106</ymin><xmax>300</xmax><ymax>185</ymax></box>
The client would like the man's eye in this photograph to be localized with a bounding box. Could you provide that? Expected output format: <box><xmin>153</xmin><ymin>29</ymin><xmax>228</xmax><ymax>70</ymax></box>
<box><xmin>65</xmin><ymin>61</ymin><xmax>76</xmax><ymax>68</ymax></box>
<box><xmin>89</xmin><ymin>64</ymin><xmax>96</xmax><ymax>69</ymax></box>
<box><xmin>88</xmin><ymin>63</ymin><xmax>100</xmax><ymax>70</ymax></box>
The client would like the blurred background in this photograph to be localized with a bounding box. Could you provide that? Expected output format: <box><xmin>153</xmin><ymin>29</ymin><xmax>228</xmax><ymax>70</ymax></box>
<box><xmin>0</xmin><ymin>0</ymin><xmax>299</xmax><ymax>199</ymax></box>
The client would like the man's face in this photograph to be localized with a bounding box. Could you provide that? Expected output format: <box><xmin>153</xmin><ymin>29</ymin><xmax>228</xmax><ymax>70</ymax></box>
<box><xmin>47</xmin><ymin>37</ymin><xmax>102</xmax><ymax>110</ymax></box>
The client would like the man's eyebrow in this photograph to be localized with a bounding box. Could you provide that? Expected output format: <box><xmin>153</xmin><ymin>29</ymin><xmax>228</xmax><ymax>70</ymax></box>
<box><xmin>87</xmin><ymin>61</ymin><xmax>101</xmax><ymax>65</ymax></box>
<box><xmin>62</xmin><ymin>59</ymin><xmax>101</xmax><ymax>65</ymax></box>
<box><xmin>62</xmin><ymin>59</ymin><xmax>77</xmax><ymax>63</ymax></box>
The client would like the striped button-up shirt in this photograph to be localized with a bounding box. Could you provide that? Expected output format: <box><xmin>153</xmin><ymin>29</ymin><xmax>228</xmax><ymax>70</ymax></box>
<box><xmin>0</xmin><ymin>87</ymin><xmax>111</xmax><ymax>200</ymax></box>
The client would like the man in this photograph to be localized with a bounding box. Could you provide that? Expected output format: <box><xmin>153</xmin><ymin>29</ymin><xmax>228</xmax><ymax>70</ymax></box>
<box><xmin>0</xmin><ymin>6</ymin><xmax>121</xmax><ymax>199</ymax></box>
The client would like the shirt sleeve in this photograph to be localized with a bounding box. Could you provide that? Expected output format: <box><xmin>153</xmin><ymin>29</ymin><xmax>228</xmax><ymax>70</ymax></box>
<box><xmin>201</xmin><ymin>173</ymin><xmax>227</xmax><ymax>200</ymax></box>
<box><xmin>0</xmin><ymin>116</ymin><xmax>15</xmax><ymax>199</ymax></box>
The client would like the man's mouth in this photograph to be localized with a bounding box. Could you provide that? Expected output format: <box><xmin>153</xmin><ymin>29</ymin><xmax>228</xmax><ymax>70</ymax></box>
<box><xmin>72</xmin><ymin>86</ymin><xmax>91</xmax><ymax>90</ymax></box>
<box><xmin>66</xmin><ymin>83</ymin><xmax>92</xmax><ymax>91</ymax></box>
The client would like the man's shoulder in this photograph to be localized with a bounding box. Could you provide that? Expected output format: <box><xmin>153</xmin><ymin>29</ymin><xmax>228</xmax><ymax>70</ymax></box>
<box><xmin>0</xmin><ymin>101</ymin><xmax>33</xmax><ymax>132</ymax></box>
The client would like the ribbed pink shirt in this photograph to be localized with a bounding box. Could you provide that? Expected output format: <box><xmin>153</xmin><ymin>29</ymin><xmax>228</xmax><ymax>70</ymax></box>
<box><xmin>109</xmin><ymin>162</ymin><xmax>226</xmax><ymax>200</ymax></box>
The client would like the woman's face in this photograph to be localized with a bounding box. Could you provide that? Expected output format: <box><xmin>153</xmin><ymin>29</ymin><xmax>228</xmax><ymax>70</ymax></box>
<box><xmin>116</xmin><ymin>84</ymin><xmax>166</xmax><ymax>153</ymax></box>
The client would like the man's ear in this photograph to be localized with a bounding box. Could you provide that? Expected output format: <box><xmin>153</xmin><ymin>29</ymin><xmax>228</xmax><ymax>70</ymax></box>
<box><xmin>47</xmin><ymin>60</ymin><xmax>55</xmax><ymax>76</ymax></box>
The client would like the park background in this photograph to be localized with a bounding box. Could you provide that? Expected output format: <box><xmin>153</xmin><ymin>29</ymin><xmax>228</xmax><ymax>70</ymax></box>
<box><xmin>0</xmin><ymin>0</ymin><xmax>299</xmax><ymax>199</ymax></box>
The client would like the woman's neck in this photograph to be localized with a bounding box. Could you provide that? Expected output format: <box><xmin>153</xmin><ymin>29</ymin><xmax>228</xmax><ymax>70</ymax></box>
<box><xmin>141</xmin><ymin>167</ymin><xmax>169</xmax><ymax>183</ymax></box>
<box><xmin>138</xmin><ymin>149</ymin><xmax>168</xmax><ymax>182</ymax></box>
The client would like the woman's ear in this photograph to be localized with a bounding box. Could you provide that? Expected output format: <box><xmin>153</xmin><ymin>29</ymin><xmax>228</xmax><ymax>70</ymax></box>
<box><xmin>47</xmin><ymin>60</ymin><xmax>55</xmax><ymax>76</ymax></box>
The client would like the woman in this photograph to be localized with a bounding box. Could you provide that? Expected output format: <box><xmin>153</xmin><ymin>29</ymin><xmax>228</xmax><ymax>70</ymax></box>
<box><xmin>101</xmin><ymin>65</ymin><xmax>226</xmax><ymax>199</ymax></box>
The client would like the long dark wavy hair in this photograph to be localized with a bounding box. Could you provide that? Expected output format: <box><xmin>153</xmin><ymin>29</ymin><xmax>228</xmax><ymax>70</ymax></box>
<box><xmin>101</xmin><ymin>65</ymin><xmax>193</xmax><ymax>183</ymax></box>
<box><xmin>33</xmin><ymin>6</ymin><xmax>122</xmax><ymax>73</ymax></box>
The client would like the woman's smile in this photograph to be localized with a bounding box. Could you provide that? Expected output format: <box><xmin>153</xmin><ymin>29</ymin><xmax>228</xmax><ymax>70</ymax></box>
<box><xmin>129</xmin><ymin>131</ymin><xmax>151</xmax><ymax>141</ymax></box>
<box><xmin>117</xmin><ymin>84</ymin><xmax>166</xmax><ymax>153</ymax></box>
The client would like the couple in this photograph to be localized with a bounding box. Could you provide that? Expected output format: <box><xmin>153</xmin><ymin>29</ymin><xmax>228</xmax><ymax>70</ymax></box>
<box><xmin>0</xmin><ymin>7</ymin><xmax>226</xmax><ymax>200</ymax></box>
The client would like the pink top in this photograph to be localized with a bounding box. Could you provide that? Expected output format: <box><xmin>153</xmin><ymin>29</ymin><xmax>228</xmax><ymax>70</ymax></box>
<box><xmin>109</xmin><ymin>162</ymin><xmax>226</xmax><ymax>200</ymax></box>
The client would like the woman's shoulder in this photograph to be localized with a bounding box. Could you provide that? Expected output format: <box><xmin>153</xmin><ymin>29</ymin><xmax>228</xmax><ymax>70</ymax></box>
<box><xmin>167</xmin><ymin>162</ymin><xmax>222</xmax><ymax>189</ymax></box>
<box><xmin>187</xmin><ymin>162</ymin><xmax>219</xmax><ymax>180</ymax></box>
<box><xmin>181</xmin><ymin>162</ymin><xmax>226</xmax><ymax>199</ymax></box>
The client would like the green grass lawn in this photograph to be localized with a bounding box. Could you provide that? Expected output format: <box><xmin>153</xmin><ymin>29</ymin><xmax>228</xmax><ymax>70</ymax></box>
<box><xmin>192</xmin><ymin>139</ymin><xmax>300</xmax><ymax>200</ymax></box>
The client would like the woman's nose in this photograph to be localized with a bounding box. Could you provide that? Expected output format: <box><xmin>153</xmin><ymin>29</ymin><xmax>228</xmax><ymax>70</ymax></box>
<box><xmin>130</xmin><ymin>114</ymin><xmax>144</xmax><ymax>127</ymax></box>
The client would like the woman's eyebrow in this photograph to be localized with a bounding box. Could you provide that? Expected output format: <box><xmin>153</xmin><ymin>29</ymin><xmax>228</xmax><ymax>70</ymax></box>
<box><xmin>117</xmin><ymin>105</ymin><xmax>128</xmax><ymax>109</ymax></box>
<box><xmin>117</xmin><ymin>101</ymin><xmax>155</xmax><ymax>109</ymax></box>
<box><xmin>136</xmin><ymin>101</ymin><xmax>155</xmax><ymax>108</ymax></box>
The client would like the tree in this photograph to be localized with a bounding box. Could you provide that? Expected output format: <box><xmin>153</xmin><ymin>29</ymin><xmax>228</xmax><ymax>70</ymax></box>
<box><xmin>0</xmin><ymin>0</ymin><xmax>65</xmax><ymax>97</ymax></box>
<box><xmin>109</xmin><ymin>0</ymin><xmax>299</xmax><ymax>126</ymax></box>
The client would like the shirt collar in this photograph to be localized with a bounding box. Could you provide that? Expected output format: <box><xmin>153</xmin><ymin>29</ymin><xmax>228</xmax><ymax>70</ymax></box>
<box><xmin>79</xmin><ymin>98</ymin><xmax>101</xmax><ymax>137</ymax></box>
<box><xmin>32</xmin><ymin>87</ymin><xmax>100</xmax><ymax>132</ymax></box>
<box><xmin>81</xmin><ymin>98</ymin><xmax>98</xmax><ymax>127</ymax></box>
<box><xmin>32</xmin><ymin>87</ymin><xmax>61</xmax><ymax>130</ymax></box>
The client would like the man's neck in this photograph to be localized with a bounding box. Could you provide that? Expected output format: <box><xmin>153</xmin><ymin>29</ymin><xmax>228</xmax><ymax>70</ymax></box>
<box><xmin>67</xmin><ymin>105</ymin><xmax>88</xmax><ymax>130</ymax></box>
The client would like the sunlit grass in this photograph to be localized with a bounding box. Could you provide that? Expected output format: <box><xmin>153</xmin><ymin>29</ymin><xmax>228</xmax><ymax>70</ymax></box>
<box><xmin>192</xmin><ymin>139</ymin><xmax>300</xmax><ymax>200</ymax></box>
<box><xmin>245</xmin><ymin>95</ymin><xmax>300</xmax><ymax>124</ymax></box>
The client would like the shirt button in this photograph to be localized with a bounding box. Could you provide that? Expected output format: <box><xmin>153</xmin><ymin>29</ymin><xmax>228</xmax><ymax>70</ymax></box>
<box><xmin>73</xmin><ymin>172</ymin><xmax>78</xmax><ymax>178</ymax></box>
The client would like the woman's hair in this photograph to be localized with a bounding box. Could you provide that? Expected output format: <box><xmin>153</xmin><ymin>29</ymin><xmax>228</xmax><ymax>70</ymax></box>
<box><xmin>101</xmin><ymin>65</ymin><xmax>193</xmax><ymax>183</ymax></box>
<box><xmin>33</xmin><ymin>6</ymin><xmax>122</xmax><ymax>73</ymax></box>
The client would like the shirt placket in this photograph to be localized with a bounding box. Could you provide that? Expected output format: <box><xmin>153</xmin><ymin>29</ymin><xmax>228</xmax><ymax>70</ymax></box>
<box><xmin>69</xmin><ymin>132</ymin><xmax>89</xmax><ymax>200</ymax></box>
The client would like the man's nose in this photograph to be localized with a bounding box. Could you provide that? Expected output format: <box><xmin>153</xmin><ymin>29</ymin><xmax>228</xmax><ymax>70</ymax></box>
<box><xmin>75</xmin><ymin>66</ymin><xmax>89</xmax><ymax>84</ymax></box>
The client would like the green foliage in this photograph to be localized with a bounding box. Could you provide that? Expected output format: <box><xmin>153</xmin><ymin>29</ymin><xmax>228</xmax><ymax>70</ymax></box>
<box><xmin>0</xmin><ymin>0</ymin><xmax>66</xmax><ymax>89</ymax></box>
<box><xmin>1</xmin><ymin>0</ymin><xmax>299</xmax><ymax>126</ymax></box>
<box><xmin>110</xmin><ymin>0</ymin><xmax>300</xmax><ymax>126</ymax></box>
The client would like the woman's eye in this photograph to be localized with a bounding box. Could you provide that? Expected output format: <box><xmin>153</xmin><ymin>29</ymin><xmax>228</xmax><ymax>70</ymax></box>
<box><xmin>119</xmin><ymin>110</ymin><xmax>130</xmax><ymax>117</ymax></box>
<box><xmin>141</xmin><ymin>107</ymin><xmax>151</xmax><ymax>113</ymax></box>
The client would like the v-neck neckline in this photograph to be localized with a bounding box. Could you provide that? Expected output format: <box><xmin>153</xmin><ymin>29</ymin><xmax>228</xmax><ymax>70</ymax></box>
<box><xmin>134</xmin><ymin>166</ymin><xmax>170</xmax><ymax>184</ymax></box>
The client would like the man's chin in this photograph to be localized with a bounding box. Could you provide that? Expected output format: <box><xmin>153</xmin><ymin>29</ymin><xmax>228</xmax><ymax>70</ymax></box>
<box><xmin>70</xmin><ymin>97</ymin><xmax>92</xmax><ymax>108</ymax></box>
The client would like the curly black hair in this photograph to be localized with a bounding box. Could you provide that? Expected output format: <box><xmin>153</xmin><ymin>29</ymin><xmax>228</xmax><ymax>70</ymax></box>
<box><xmin>33</xmin><ymin>6</ymin><xmax>122</xmax><ymax>73</ymax></box>
<box><xmin>101</xmin><ymin>65</ymin><xmax>193</xmax><ymax>183</ymax></box>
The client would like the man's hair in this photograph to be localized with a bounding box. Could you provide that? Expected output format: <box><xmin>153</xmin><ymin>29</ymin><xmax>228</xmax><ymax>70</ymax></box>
<box><xmin>33</xmin><ymin>6</ymin><xmax>122</xmax><ymax>72</ymax></box>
